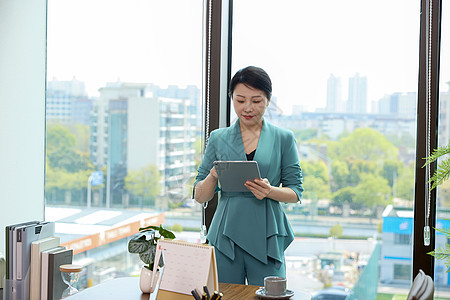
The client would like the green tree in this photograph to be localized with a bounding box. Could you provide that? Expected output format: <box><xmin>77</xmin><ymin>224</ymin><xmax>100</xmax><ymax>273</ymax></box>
<box><xmin>125</xmin><ymin>164</ymin><xmax>161</xmax><ymax>206</ymax></box>
<box><xmin>332</xmin><ymin>186</ymin><xmax>356</xmax><ymax>204</ymax></box>
<box><xmin>353</xmin><ymin>173</ymin><xmax>391</xmax><ymax>208</ymax></box>
<box><xmin>301</xmin><ymin>160</ymin><xmax>331</xmax><ymax>200</ymax></box>
<box><xmin>346</xmin><ymin>158</ymin><xmax>378</xmax><ymax>187</ymax></box>
<box><xmin>396</xmin><ymin>163</ymin><xmax>415</xmax><ymax>201</ymax></box>
<box><xmin>68</xmin><ymin>124</ymin><xmax>90</xmax><ymax>152</ymax></box>
<box><xmin>46</xmin><ymin>124</ymin><xmax>92</xmax><ymax>172</ymax></box>
<box><xmin>380</xmin><ymin>159</ymin><xmax>403</xmax><ymax>188</ymax></box>
<box><xmin>292</xmin><ymin>128</ymin><xmax>318</xmax><ymax>141</ymax></box>
<box><xmin>45</xmin><ymin>124</ymin><xmax>94</xmax><ymax>204</ymax></box>
<box><xmin>330</xmin><ymin>223</ymin><xmax>343</xmax><ymax>238</ymax></box>
<box><xmin>329</xmin><ymin>128</ymin><xmax>398</xmax><ymax>162</ymax></box>
<box><xmin>331</xmin><ymin>160</ymin><xmax>350</xmax><ymax>191</ymax></box>
<box><xmin>302</xmin><ymin>160</ymin><xmax>329</xmax><ymax>183</ymax></box>
<box><xmin>302</xmin><ymin>176</ymin><xmax>331</xmax><ymax>200</ymax></box>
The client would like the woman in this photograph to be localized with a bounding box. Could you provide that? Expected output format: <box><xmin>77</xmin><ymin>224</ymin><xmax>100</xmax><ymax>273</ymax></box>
<box><xmin>193</xmin><ymin>66</ymin><xmax>303</xmax><ymax>286</ymax></box>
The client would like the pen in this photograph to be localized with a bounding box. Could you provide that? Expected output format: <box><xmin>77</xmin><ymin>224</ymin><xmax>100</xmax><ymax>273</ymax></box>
<box><xmin>191</xmin><ymin>289</ymin><xmax>201</xmax><ymax>300</ymax></box>
<box><xmin>202</xmin><ymin>292</ymin><xmax>207</xmax><ymax>300</ymax></box>
<box><xmin>210</xmin><ymin>291</ymin><xmax>219</xmax><ymax>300</ymax></box>
<box><xmin>203</xmin><ymin>286</ymin><xmax>210</xmax><ymax>299</ymax></box>
<box><xmin>217</xmin><ymin>292</ymin><xmax>223</xmax><ymax>300</ymax></box>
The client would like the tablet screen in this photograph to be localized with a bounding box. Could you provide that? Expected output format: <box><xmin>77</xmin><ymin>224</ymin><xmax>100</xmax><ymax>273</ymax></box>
<box><xmin>214</xmin><ymin>161</ymin><xmax>261</xmax><ymax>193</ymax></box>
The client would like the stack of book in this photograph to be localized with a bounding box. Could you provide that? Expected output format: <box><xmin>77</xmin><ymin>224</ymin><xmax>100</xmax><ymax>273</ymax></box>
<box><xmin>5</xmin><ymin>221</ymin><xmax>73</xmax><ymax>300</ymax></box>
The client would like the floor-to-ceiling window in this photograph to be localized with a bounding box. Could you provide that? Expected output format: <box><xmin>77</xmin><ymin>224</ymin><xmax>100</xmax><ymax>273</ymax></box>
<box><xmin>45</xmin><ymin>0</ymin><xmax>203</xmax><ymax>288</ymax></box>
<box><xmin>231</xmin><ymin>0</ymin><xmax>432</xmax><ymax>298</ymax></box>
<box><xmin>42</xmin><ymin>0</ymin><xmax>450</xmax><ymax>297</ymax></box>
<box><xmin>435</xmin><ymin>1</ymin><xmax>450</xmax><ymax>296</ymax></box>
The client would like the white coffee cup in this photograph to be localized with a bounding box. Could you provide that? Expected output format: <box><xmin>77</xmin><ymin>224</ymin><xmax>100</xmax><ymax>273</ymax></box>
<box><xmin>264</xmin><ymin>276</ymin><xmax>287</xmax><ymax>296</ymax></box>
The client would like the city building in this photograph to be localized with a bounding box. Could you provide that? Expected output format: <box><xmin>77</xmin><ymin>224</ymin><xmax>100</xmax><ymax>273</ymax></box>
<box><xmin>327</xmin><ymin>74</ymin><xmax>345</xmax><ymax>113</ymax></box>
<box><xmin>380</xmin><ymin>205</ymin><xmax>450</xmax><ymax>286</ymax></box>
<box><xmin>89</xmin><ymin>82</ymin><xmax>199</xmax><ymax>209</ymax></box>
<box><xmin>272</xmin><ymin>111</ymin><xmax>416</xmax><ymax>144</ymax></box>
<box><xmin>46</xmin><ymin>78</ymin><xmax>92</xmax><ymax>125</ymax></box>
<box><xmin>377</xmin><ymin>92</ymin><xmax>416</xmax><ymax>117</ymax></box>
<box><xmin>347</xmin><ymin>73</ymin><xmax>368</xmax><ymax>114</ymax></box>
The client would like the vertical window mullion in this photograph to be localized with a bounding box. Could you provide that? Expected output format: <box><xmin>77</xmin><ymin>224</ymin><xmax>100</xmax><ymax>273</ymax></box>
<box><xmin>202</xmin><ymin>0</ymin><xmax>233</xmax><ymax>231</ymax></box>
<box><xmin>413</xmin><ymin>0</ymin><xmax>442</xmax><ymax>279</ymax></box>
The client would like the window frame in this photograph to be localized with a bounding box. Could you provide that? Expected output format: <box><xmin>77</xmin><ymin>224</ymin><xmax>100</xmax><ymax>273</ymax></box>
<box><xmin>204</xmin><ymin>0</ymin><xmax>443</xmax><ymax>281</ymax></box>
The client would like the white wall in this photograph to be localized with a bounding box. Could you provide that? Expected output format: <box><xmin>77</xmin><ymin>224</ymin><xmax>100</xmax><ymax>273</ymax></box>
<box><xmin>0</xmin><ymin>0</ymin><xmax>46</xmax><ymax>255</ymax></box>
<box><xmin>127</xmin><ymin>97</ymin><xmax>159</xmax><ymax>170</ymax></box>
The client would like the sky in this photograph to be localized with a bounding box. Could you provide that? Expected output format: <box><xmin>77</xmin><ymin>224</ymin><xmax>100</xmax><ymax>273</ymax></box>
<box><xmin>47</xmin><ymin>0</ymin><xmax>450</xmax><ymax>115</ymax></box>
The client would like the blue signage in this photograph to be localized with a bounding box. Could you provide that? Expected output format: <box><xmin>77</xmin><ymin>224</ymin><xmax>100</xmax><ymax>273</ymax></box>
<box><xmin>383</xmin><ymin>216</ymin><xmax>450</xmax><ymax>235</ymax></box>
<box><xmin>90</xmin><ymin>171</ymin><xmax>103</xmax><ymax>186</ymax></box>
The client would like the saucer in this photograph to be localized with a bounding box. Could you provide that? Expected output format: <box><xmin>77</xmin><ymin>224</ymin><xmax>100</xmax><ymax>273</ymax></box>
<box><xmin>255</xmin><ymin>287</ymin><xmax>294</xmax><ymax>299</ymax></box>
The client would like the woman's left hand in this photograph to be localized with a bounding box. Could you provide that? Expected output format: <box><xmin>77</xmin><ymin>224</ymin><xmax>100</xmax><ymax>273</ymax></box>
<box><xmin>244</xmin><ymin>178</ymin><xmax>272</xmax><ymax>200</ymax></box>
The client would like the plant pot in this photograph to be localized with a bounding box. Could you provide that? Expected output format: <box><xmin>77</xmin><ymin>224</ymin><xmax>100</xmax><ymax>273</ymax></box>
<box><xmin>139</xmin><ymin>266</ymin><xmax>160</xmax><ymax>294</ymax></box>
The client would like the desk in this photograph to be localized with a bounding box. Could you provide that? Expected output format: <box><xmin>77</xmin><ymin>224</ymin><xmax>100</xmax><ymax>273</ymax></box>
<box><xmin>67</xmin><ymin>277</ymin><xmax>311</xmax><ymax>300</ymax></box>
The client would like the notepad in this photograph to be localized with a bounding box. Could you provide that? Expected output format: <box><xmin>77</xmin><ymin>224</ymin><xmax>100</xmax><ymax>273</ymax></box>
<box><xmin>155</xmin><ymin>239</ymin><xmax>218</xmax><ymax>300</ymax></box>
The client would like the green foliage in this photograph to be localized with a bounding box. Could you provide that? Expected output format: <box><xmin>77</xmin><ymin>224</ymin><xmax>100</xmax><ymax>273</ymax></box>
<box><xmin>332</xmin><ymin>186</ymin><xmax>356</xmax><ymax>204</ymax></box>
<box><xmin>45</xmin><ymin>124</ymin><xmax>94</xmax><ymax>200</ymax></box>
<box><xmin>68</xmin><ymin>124</ymin><xmax>91</xmax><ymax>152</ymax></box>
<box><xmin>423</xmin><ymin>142</ymin><xmax>450</xmax><ymax>272</ymax></box>
<box><xmin>329</xmin><ymin>128</ymin><xmax>398</xmax><ymax>162</ymax></box>
<box><xmin>170</xmin><ymin>223</ymin><xmax>184</xmax><ymax>232</ymax></box>
<box><xmin>331</xmin><ymin>160</ymin><xmax>350</xmax><ymax>191</ymax></box>
<box><xmin>292</xmin><ymin>128</ymin><xmax>318</xmax><ymax>141</ymax></box>
<box><xmin>302</xmin><ymin>160</ymin><xmax>329</xmax><ymax>182</ymax></box>
<box><xmin>125</xmin><ymin>164</ymin><xmax>161</xmax><ymax>204</ymax></box>
<box><xmin>395</xmin><ymin>163</ymin><xmax>415</xmax><ymax>201</ymax></box>
<box><xmin>47</xmin><ymin>124</ymin><xmax>77</xmax><ymax>151</ymax></box>
<box><xmin>385</xmin><ymin>133</ymin><xmax>416</xmax><ymax>149</ymax></box>
<box><xmin>302</xmin><ymin>176</ymin><xmax>331</xmax><ymax>200</ymax></box>
<box><xmin>346</xmin><ymin>158</ymin><xmax>378</xmax><ymax>187</ymax></box>
<box><xmin>46</xmin><ymin>124</ymin><xmax>93</xmax><ymax>172</ymax></box>
<box><xmin>301</xmin><ymin>160</ymin><xmax>331</xmax><ymax>200</ymax></box>
<box><xmin>353</xmin><ymin>173</ymin><xmax>391</xmax><ymax>207</ymax></box>
<box><xmin>330</xmin><ymin>223</ymin><xmax>343</xmax><ymax>238</ymax></box>
<box><xmin>128</xmin><ymin>225</ymin><xmax>176</xmax><ymax>270</ymax></box>
<box><xmin>380</xmin><ymin>160</ymin><xmax>403</xmax><ymax>187</ymax></box>
<box><xmin>428</xmin><ymin>227</ymin><xmax>450</xmax><ymax>271</ymax></box>
<box><xmin>423</xmin><ymin>143</ymin><xmax>450</xmax><ymax>190</ymax></box>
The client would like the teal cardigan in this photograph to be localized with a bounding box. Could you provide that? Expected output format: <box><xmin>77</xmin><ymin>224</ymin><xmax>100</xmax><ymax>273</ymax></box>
<box><xmin>194</xmin><ymin>119</ymin><xmax>303</xmax><ymax>265</ymax></box>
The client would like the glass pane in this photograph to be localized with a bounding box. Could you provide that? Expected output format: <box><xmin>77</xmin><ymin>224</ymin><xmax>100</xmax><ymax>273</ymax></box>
<box><xmin>232</xmin><ymin>1</ymin><xmax>419</xmax><ymax>299</ymax></box>
<box><xmin>45</xmin><ymin>0</ymin><xmax>203</xmax><ymax>290</ymax></box>
<box><xmin>436</xmin><ymin>1</ymin><xmax>450</xmax><ymax>298</ymax></box>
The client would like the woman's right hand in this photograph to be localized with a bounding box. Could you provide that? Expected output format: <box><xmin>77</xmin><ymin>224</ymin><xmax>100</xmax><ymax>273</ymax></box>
<box><xmin>194</xmin><ymin>166</ymin><xmax>218</xmax><ymax>204</ymax></box>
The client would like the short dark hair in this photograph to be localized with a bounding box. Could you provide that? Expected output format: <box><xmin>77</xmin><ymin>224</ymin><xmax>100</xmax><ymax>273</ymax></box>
<box><xmin>229</xmin><ymin>66</ymin><xmax>272</xmax><ymax>100</ymax></box>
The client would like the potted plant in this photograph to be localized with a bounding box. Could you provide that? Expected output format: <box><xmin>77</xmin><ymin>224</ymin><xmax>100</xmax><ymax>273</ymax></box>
<box><xmin>423</xmin><ymin>143</ymin><xmax>450</xmax><ymax>270</ymax></box>
<box><xmin>128</xmin><ymin>224</ymin><xmax>176</xmax><ymax>293</ymax></box>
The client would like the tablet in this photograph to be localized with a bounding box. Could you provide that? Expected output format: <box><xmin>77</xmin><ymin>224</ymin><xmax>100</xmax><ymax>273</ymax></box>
<box><xmin>214</xmin><ymin>161</ymin><xmax>261</xmax><ymax>192</ymax></box>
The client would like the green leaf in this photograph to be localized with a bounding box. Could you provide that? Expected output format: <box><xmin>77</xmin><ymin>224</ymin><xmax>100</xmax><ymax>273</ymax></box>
<box><xmin>429</xmin><ymin>158</ymin><xmax>450</xmax><ymax>190</ymax></box>
<box><xmin>139</xmin><ymin>225</ymin><xmax>176</xmax><ymax>239</ymax></box>
<box><xmin>159</xmin><ymin>226</ymin><xmax>176</xmax><ymax>239</ymax></box>
<box><xmin>435</xmin><ymin>227</ymin><xmax>450</xmax><ymax>238</ymax></box>
<box><xmin>423</xmin><ymin>142</ymin><xmax>450</xmax><ymax>167</ymax></box>
<box><xmin>139</xmin><ymin>243</ymin><xmax>156</xmax><ymax>264</ymax></box>
<box><xmin>139</xmin><ymin>225</ymin><xmax>159</xmax><ymax>232</ymax></box>
<box><xmin>128</xmin><ymin>235</ymin><xmax>150</xmax><ymax>254</ymax></box>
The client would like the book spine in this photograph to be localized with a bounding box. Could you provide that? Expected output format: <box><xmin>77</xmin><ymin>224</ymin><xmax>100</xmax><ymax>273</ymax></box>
<box><xmin>41</xmin><ymin>252</ymin><xmax>50</xmax><ymax>300</ymax></box>
<box><xmin>16</xmin><ymin>229</ymin><xmax>22</xmax><ymax>280</ymax></box>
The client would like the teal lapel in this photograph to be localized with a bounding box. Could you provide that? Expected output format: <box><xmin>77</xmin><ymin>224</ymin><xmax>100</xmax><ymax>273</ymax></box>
<box><xmin>227</xmin><ymin>121</ymin><xmax>247</xmax><ymax>160</ymax></box>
